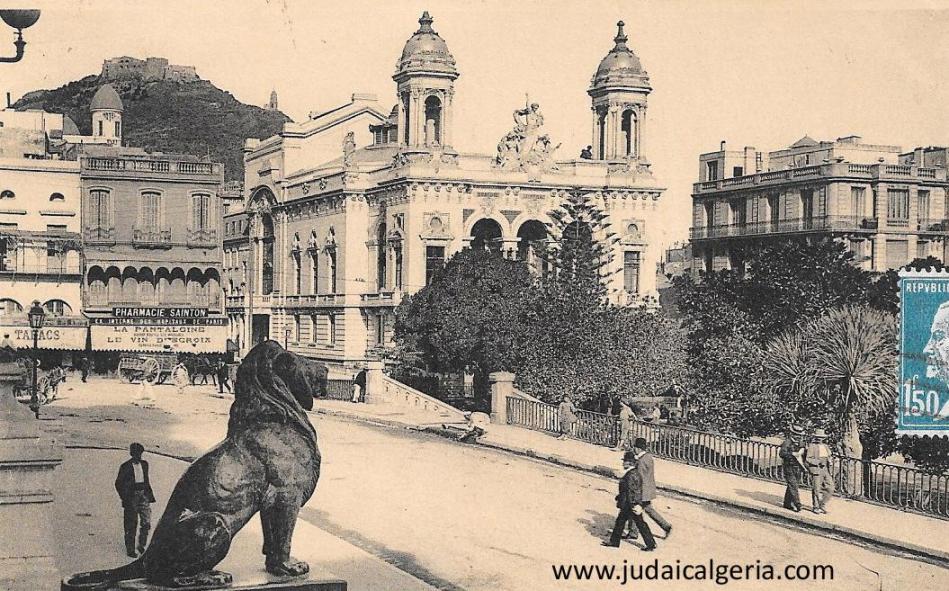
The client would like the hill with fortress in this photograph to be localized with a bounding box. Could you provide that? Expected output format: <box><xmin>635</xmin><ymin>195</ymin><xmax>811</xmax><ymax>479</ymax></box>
<box><xmin>13</xmin><ymin>57</ymin><xmax>289</xmax><ymax>181</ymax></box>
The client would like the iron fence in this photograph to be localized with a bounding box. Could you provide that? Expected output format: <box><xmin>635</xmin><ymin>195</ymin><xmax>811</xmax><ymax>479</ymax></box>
<box><xmin>323</xmin><ymin>378</ymin><xmax>353</xmax><ymax>401</ymax></box>
<box><xmin>506</xmin><ymin>397</ymin><xmax>949</xmax><ymax>518</ymax></box>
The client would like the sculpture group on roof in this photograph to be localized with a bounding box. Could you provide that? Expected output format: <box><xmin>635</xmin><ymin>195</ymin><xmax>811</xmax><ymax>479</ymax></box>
<box><xmin>495</xmin><ymin>102</ymin><xmax>561</xmax><ymax>173</ymax></box>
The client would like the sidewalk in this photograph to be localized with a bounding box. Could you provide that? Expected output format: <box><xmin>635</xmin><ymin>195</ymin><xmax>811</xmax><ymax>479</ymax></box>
<box><xmin>56</xmin><ymin>448</ymin><xmax>437</xmax><ymax>591</ymax></box>
<box><xmin>310</xmin><ymin>399</ymin><xmax>949</xmax><ymax>566</ymax></box>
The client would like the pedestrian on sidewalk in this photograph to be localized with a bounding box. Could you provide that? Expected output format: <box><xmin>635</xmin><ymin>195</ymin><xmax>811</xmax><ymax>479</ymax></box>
<box><xmin>351</xmin><ymin>366</ymin><xmax>367</xmax><ymax>403</ymax></box>
<box><xmin>79</xmin><ymin>355</ymin><xmax>90</xmax><ymax>383</ymax></box>
<box><xmin>0</xmin><ymin>333</ymin><xmax>14</xmax><ymax>350</ymax></box>
<box><xmin>779</xmin><ymin>424</ymin><xmax>806</xmax><ymax>512</ymax></box>
<box><xmin>216</xmin><ymin>360</ymin><xmax>232</xmax><ymax>394</ymax></box>
<box><xmin>805</xmin><ymin>428</ymin><xmax>834</xmax><ymax>514</ymax></box>
<box><xmin>630</xmin><ymin>437</ymin><xmax>672</xmax><ymax>539</ymax></box>
<box><xmin>612</xmin><ymin>399</ymin><xmax>634</xmax><ymax>450</ymax></box>
<box><xmin>114</xmin><ymin>442</ymin><xmax>156</xmax><ymax>558</ymax></box>
<box><xmin>604</xmin><ymin>451</ymin><xmax>656</xmax><ymax>551</ymax></box>
<box><xmin>172</xmin><ymin>361</ymin><xmax>190</xmax><ymax>396</ymax></box>
<box><xmin>557</xmin><ymin>394</ymin><xmax>578</xmax><ymax>440</ymax></box>
<box><xmin>135</xmin><ymin>358</ymin><xmax>159</xmax><ymax>407</ymax></box>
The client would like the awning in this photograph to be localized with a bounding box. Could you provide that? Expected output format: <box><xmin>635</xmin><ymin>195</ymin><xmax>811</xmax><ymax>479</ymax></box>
<box><xmin>91</xmin><ymin>324</ymin><xmax>228</xmax><ymax>353</ymax></box>
<box><xmin>0</xmin><ymin>322</ymin><xmax>88</xmax><ymax>351</ymax></box>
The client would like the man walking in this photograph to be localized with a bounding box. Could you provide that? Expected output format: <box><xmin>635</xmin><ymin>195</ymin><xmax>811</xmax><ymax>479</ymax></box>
<box><xmin>779</xmin><ymin>424</ymin><xmax>806</xmax><ymax>512</ymax></box>
<box><xmin>216</xmin><ymin>359</ymin><xmax>232</xmax><ymax>394</ymax></box>
<box><xmin>351</xmin><ymin>366</ymin><xmax>367</xmax><ymax>403</ymax></box>
<box><xmin>79</xmin><ymin>355</ymin><xmax>90</xmax><ymax>382</ymax></box>
<box><xmin>632</xmin><ymin>437</ymin><xmax>672</xmax><ymax>539</ymax></box>
<box><xmin>114</xmin><ymin>443</ymin><xmax>156</xmax><ymax>557</ymax></box>
<box><xmin>604</xmin><ymin>451</ymin><xmax>656</xmax><ymax>551</ymax></box>
<box><xmin>805</xmin><ymin>428</ymin><xmax>834</xmax><ymax>514</ymax></box>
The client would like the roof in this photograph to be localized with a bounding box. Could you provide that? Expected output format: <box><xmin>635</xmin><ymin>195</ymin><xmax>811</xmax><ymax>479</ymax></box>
<box><xmin>90</xmin><ymin>84</ymin><xmax>124</xmax><ymax>112</ymax></box>
<box><xmin>789</xmin><ymin>135</ymin><xmax>819</xmax><ymax>148</ymax></box>
<box><xmin>394</xmin><ymin>12</ymin><xmax>458</xmax><ymax>80</ymax></box>
<box><xmin>589</xmin><ymin>21</ymin><xmax>649</xmax><ymax>92</ymax></box>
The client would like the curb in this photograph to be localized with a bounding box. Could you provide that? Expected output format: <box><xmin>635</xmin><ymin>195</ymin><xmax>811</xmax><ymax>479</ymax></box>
<box><xmin>315</xmin><ymin>409</ymin><xmax>949</xmax><ymax>568</ymax></box>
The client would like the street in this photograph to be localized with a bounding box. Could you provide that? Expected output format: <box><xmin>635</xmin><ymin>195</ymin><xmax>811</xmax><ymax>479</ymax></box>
<box><xmin>47</xmin><ymin>378</ymin><xmax>945</xmax><ymax>590</ymax></box>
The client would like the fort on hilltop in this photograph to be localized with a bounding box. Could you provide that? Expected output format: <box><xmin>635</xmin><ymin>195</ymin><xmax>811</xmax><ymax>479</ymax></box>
<box><xmin>100</xmin><ymin>56</ymin><xmax>198</xmax><ymax>83</ymax></box>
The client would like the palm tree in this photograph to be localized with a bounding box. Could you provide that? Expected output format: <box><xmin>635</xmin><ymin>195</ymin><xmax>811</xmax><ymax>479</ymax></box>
<box><xmin>763</xmin><ymin>305</ymin><xmax>897</xmax><ymax>496</ymax></box>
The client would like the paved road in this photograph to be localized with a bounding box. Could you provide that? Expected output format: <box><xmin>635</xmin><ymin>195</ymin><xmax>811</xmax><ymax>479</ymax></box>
<box><xmin>47</xmin><ymin>379</ymin><xmax>945</xmax><ymax>590</ymax></box>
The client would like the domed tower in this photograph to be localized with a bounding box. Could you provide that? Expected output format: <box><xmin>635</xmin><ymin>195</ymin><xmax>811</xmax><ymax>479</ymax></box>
<box><xmin>90</xmin><ymin>83</ymin><xmax>124</xmax><ymax>146</ymax></box>
<box><xmin>588</xmin><ymin>21</ymin><xmax>651</xmax><ymax>161</ymax></box>
<box><xmin>393</xmin><ymin>11</ymin><xmax>459</xmax><ymax>149</ymax></box>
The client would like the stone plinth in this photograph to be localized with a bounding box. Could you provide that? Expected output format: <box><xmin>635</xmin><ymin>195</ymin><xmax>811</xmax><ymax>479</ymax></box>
<box><xmin>364</xmin><ymin>360</ymin><xmax>385</xmax><ymax>404</ymax></box>
<box><xmin>0</xmin><ymin>357</ymin><xmax>64</xmax><ymax>591</ymax></box>
<box><xmin>488</xmin><ymin>372</ymin><xmax>515</xmax><ymax>424</ymax></box>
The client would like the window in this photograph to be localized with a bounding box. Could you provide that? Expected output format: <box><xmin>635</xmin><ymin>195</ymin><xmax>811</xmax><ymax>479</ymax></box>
<box><xmin>115</xmin><ymin>121</ymin><xmax>121</xmax><ymax>137</ymax></box>
<box><xmin>729</xmin><ymin>199</ymin><xmax>746</xmax><ymax>226</ymax></box>
<box><xmin>887</xmin><ymin>189</ymin><xmax>910</xmax><ymax>225</ymax></box>
<box><xmin>918</xmin><ymin>241</ymin><xmax>929</xmax><ymax>260</ymax></box>
<box><xmin>624</xmin><ymin>251</ymin><xmax>641</xmax><ymax>294</ymax></box>
<box><xmin>0</xmin><ymin>190</ymin><xmax>14</xmax><ymax>199</ymax></box>
<box><xmin>732</xmin><ymin>166</ymin><xmax>743</xmax><ymax>178</ymax></box>
<box><xmin>0</xmin><ymin>236</ymin><xmax>12</xmax><ymax>272</ymax></box>
<box><xmin>376</xmin><ymin>220</ymin><xmax>387</xmax><ymax>290</ymax></box>
<box><xmin>46</xmin><ymin>224</ymin><xmax>67</xmax><ymax>233</ymax></box>
<box><xmin>704</xmin><ymin>202</ymin><xmax>715</xmax><ymax>227</ymax></box>
<box><xmin>886</xmin><ymin>239</ymin><xmax>909</xmax><ymax>268</ymax></box>
<box><xmin>192</xmin><ymin>193</ymin><xmax>211</xmax><ymax>230</ymax></box>
<box><xmin>850</xmin><ymin>187</ymin><xmax>866</xmax><ymax>218</ymax></box>
<box><xmin>706</xmin><ymin>161</ymin><xmax>719</xmax><ymax>181</ymax></box>
<box><xmin>768</xmin><ymin>195</ymin><xmax>780</xmax><ymax>226</ymax></box>
<box><xmin>97</xmin><ymin>120</ymin><xmax>103</xmax><ymax>136</ymax></box>
<box><xmin>49</xmin><ymin>192</ymin><xmax>65</xmax><ymax>202</ymax></box>
<box><xmin>141</xmin><ymin>191</ymin><xmax>161</xmax><ymax>228</ymax></box>
<box><xmin>328</xmin><ymin>314</ymin><xmax>337</xmax><ymax>345</ymax></box>
<box><xmin>328</xmin><ymin>250</ymin><xmax>337</xmax><ymax>293</ymax></box>
<box><xmin>87</xmin><ymin>189</ymin><xmax>112</xmax><ymax>236</ymax></box>
<box><xmin>311</xmin><ymin>252</ymin><xmax>319</xmax><ymax>294</ymax></box>
<box><xmin>0</xmin><ymin>298</ymin><xmax>22</xmax><ymax>316</ymax></box>
<box><xmin>310</xmin><ymin>314</ymin><xmax>319</xmax><ymax>343</ymax></box>
<box><xmin>293</xmin><ymin>253</ymin><xmax>301</xmax><ymax>295</ymax></box>
<box><xmin>47</xmin><ymin>245</ymin><xmax>65</xmax><ymax>273</ymax></box>
<box><xmin>43</xmin><ymin>300</ymin><xmax>69</xmax><ymax>316</ymax></box>
<box><xmin>918</xmin><ymin>190</ymin><xmax>931</xmax><ymax>222</ymax></box>
<box><xmin>375</xmin><ymin>314</ymin><xmax>385</xmax><ymax>346</ymax></box>
<box><xmin>294</xmin><ymin>314</ymin><xmax>301</xmax><ymax>342</ymax></box>
<box><xmin>425</xmin><ymin>245</ymin><xmax>445</xmax><ymax>285</ymax></box>
<box><xmin>393</xmin><ymin>244</ymin><xmax>403</xmax><ymax>290</ymax></box>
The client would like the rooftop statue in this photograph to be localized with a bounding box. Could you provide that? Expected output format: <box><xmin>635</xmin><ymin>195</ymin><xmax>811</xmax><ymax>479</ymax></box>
<box><xmin>63</xmin><ymin>341</ymin><xmax>329</xmax><ymax>589</ymax></box>
<box><xmin>495</xmin><ymin>102</ymin><xmax>560</xmax><ymax>174</ymax></box>
<box><xmin>342</xmin><ymin>131</ymin><xmax>357</xmax><ymax>167</ymax></box>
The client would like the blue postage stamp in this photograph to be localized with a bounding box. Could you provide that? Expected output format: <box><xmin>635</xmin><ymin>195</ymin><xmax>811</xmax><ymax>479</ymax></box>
<box><xmin>899</xmin><ymin>270</ymin><xmax>949</xmax><ymax>435</ymax></box>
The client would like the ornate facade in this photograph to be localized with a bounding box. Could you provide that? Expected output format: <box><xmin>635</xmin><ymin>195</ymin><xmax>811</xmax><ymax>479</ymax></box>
<box><xmin>225</xmin><ymin>15</ymin><xmax>666</xmax><ymax>370</ymax></box>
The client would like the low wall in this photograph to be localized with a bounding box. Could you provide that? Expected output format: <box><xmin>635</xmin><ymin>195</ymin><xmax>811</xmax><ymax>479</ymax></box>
<box><xmin>376</xmin><ymin>375</ymin><xmax>467</xmax><ymax>422</ymax></box>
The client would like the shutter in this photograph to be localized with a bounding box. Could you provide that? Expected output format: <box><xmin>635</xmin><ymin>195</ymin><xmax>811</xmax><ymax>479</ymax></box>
<box><xmin>886</xmin><ymin>240</ymin><xmax>908</xmax><ymax>268</ymax></box>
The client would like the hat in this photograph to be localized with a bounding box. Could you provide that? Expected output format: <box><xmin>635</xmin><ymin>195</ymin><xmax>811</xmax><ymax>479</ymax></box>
<box><xmin>812</xmin><ymin>428</ymin><xmax>828</xmax><ymax>439</ymax></box>
<box><xmin>622</xmin><ymin>451</ymin><xmax>637</xmax><ymax>463</ymax></box>
<box><xmin>129</xmin><ymin>442</ymin><xmax>145</xmax><ymax>456</ymax></box>
<box><xmin>789</xmin><ymin>424</ymin><xmax>805</xmax><ymax>435</ymax></box>
<box><xmin>633</xmin><ymin>437</ymin><xmax>648</xmax><ymax>450</ymax></box>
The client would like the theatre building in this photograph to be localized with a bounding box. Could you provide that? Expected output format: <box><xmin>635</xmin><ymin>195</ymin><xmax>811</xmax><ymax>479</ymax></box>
<box><xmin>228</xmin><ymin>14</ymin><xmax>666</xmax><ymax>371</ymax></box>
<box><xmin>79</xmin><ymin>86</ymin><xmax>227</xmax><ymax>359</ymax></box>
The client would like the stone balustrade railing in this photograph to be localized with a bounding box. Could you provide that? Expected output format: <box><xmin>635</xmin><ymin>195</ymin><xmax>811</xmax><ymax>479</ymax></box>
<box><xmin>376</xmin><ymin>374</ymin><xmax>467</xmax><ymax>422</ymax></box>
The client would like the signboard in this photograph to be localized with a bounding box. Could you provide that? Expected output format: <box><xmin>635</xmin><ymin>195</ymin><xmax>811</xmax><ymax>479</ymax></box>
<box><xmin>90</xmin><ymin>317</ymin><xmax>227</xmax><ymax>326</ymax></box>
<box><xmin>91</xmin><ymin>324</ymin><xmax>228</xmax><ymax>353</ymax></box>
<box><xmin>112</xmin><ymin>307</ymin><xmax>210</xmax><ymax>318</ymax></box>
<box><xmin>0</xmin><ymin>323</ymin><xmax>87</xmax><ymax>351</ymax></box>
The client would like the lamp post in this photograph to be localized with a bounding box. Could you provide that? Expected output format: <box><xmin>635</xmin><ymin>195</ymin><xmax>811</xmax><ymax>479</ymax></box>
<box><xmin>0</xmin><ymin>10</ymin><xmax>41</xmax><ymax>63</ymax></box>
<box><xmin>27</xmin><ymin>300</ymin><xmax>45</xmax><ymax>419</ymax></box>
<box><xmin>284</xmin><ymin>327</ymin><xmax>291</xmax><ymax>350</ymax></box>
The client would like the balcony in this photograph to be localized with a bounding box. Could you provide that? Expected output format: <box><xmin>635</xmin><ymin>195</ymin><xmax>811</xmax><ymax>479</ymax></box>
<box><xmin>284</xmin><ymin>293</ymin><xmax>341</xmax><ymax>309</ymax></box>
<box><xmin>917</xmin><ymin>219</ymin><xmax>949</xmax><ymax>234</ymax></box>
<box><xmin>83</xmin><ymin>157</ymin><xmax>221</xmax><ymax>177</ymax></box>
<box><xmin>690</xmin><ymin>215</ymin><xmax>879</xmax><ymax>240</ymax></box>
<box><xmin>226</xmin><ymin>294</ymin><xmax>246</xmax><ymax>309</ymax></box>
<box><xmin>187</xmin><ymin>227</ymin><xmax>218</xmax><ymax>248</ymax></box>
<box><xmin>693</xmin><ymin>162</ymin><xmax>948</xmax><ymax>195</ymax></box>
<box><xmin>0</xmin><ymin>263</ymin><xmax>82</xmax><ymax>277</ymax></box>
<box><xmin>83</xmin><ymin>226</ymin><xmax>116</xmax><ymax>245</ymax></box>
<box><xmin>360</xmin><ymin>290</ymin><xmax>402</xmax><ymax>308</ymax></box>
<box><xmin>132</xmin><ymin>226</ymin><xmax>172</xmax><ymax>248</ymax></box>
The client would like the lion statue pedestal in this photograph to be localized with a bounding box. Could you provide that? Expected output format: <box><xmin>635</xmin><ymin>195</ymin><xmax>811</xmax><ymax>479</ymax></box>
<box><xmin>62</xmin><ymin>342</ymin><xmax>342</xmax><ymax>591</ymax></box>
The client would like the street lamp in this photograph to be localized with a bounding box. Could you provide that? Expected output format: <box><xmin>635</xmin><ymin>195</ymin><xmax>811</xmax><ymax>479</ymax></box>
<box><xmin>284</xmin><ymin>327</ymin><xmax>291</xmax><ymax>350</ymax></box>
<box><xmin>0</xmin><ymin>10</ymin><xmax>41</xmax><ymax>63</ymax></box>
<box><xmin>27</xmin><ymin>300</ymin><xmax>45</xmax><ymax>418</ymax></box>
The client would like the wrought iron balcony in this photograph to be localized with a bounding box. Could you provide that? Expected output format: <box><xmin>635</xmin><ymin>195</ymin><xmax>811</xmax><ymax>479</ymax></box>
<box><xmin>187</xmin><ymin>227</ymin><xmax>218</xmax><ymax>248</ymax></box>
<box><xmin>83</xmin><ymin>226</ymin><xmax>116</xmax><ymax>244</ymax></box>
<box><xmin>690</xmin><ymin>215</ymin><xmax>880</xmax><ymax>240</ymax></box>
<box><xmin>132</xmin><ymin>225</ymin><xmax>172</xmax><ymax>248</ymax></box>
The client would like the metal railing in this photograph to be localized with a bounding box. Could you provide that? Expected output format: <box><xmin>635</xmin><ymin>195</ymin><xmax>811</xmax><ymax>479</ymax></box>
<box><xmin>132</xmin><ymin>226</ymin><xmax>172</xmax><ymax>247</ymax></box>
<box><xmin>506</xmin><ymin>397</ymin><xmax>949</xmax><ymax>518</ymax></box>
<box><xmin>83</xmin><ymin>226</ymin><xmax>115</xmax><ymax>243</ymax></box>
<box><xmin>690</xmin><ymin>215</ymin><xmax>879</xmax><ymax>239</ymax></box>
<box><xmin>187</xmin><ymin>227</ymin><xmax>218</xmax><ymax>247</ymax></box>
<box><xmin>321</xmin><ymin>378</ymin><xmax>352</xmax><ymax>401</ymax></box>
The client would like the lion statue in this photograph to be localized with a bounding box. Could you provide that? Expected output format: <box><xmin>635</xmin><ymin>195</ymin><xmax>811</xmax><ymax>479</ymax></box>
<box><xmin>63</xmin><ymin>341</ymin><xmax>328</xmax><ymax>589</ymax></box>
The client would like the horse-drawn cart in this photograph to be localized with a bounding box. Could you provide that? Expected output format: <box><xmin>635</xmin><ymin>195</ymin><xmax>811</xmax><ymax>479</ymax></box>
<box><xmin>119</xmin><ymin>354</ymin><xmax>176</xmax><ymax>384</ymax></box>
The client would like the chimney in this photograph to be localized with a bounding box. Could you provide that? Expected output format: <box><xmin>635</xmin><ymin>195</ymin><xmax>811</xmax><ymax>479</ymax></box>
<box><xmin>5</xmin><ymin>93</ymin><xmax>10</xmax><ymax>108</ymax></box>
<box><xmin>720</xmin><ymin>140</ymin><xmax>726</xmax><ymax>151</ymax></box>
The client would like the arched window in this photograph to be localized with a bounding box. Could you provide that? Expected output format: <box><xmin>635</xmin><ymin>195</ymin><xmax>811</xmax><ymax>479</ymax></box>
<box><xmin>311</xmin><ymin>251</ymin><xmax>319</xmax><ymax>295</ymax></box>
<box><xmin>424</xmin><ymin>95</ymin><xmax>442</xmax><ymax>145</ymax></box>
<box><xmin>1</xmin><ymin>190</ymin><xmax>14</xmax><ymax>199</ymax></box>
<box><xmin>0</xmin><ymin>298</ymin><xmax>22</xmax><ymax>316</ymax></box>
<box><xmin>621</xmin><ymin>109</ymin><xmax>636</xmax><ymax>157</ymax></box>
<box><xmin>470</xmin><ymin>218</ymin><xmax>503</xmax><ymax>253</ymax></box>
<box><xmin>293</xmin><ymin>252</ymin><xmax>301</xmax><ymax>295</ymax></box>
<box><xmin>43</xmin><ymin>300</ymin><xmax>72</xmax><ymax>316</ymax></box>
<box><xmin>260</xmin><ymin>214</ymin><xmax>274</xmax><ymax>296</ymax></box>
<box><xmin>49</xmin><ymin>192</ymin><xmax>65</xmax><ymax>202</ymax></box>
<box><xmin>327</xmin><ymin>249</ymin><xmax>337</xmax><ymax>294</ymax></box>
<box><xmin>517</xmin><ymin>220</ymin><xmax>549</xmax><ymax>275</ymax></box>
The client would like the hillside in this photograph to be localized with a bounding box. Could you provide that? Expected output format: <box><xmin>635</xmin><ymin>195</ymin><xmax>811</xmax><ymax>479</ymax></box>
<box><xmin>13</xmin><ymin>75</ymin><xmax>290</xmax><ymax>181</ymax></box>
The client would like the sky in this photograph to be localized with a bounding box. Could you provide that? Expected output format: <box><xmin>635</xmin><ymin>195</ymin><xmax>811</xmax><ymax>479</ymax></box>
<box><xmin>4</xmin><ymin>0</ymin><xmax>949</xmax><ymax>249</ymax></box>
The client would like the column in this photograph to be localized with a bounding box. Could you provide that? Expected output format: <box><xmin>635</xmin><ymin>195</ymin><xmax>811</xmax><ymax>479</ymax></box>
<box><xmin>365</xmin><ymin>360</ymin><xmax>385</xmax><ymax>404</ymax></box>
<box><xmin>636</xmin><ymin>106</ymin><xmax>645</xmax><ymax>159</ymax></box>
<box><xmin>489</xmin><ymin>371</ymin><xmax>515</xmax><ymax>424</ymax></box>
<box><xmin>412</xmin><ymin>91</ymin><xmax>423</xmax><ymax>148</ymax></box>
<box><xmin>609</xmin><ymin>107</ymin><xmax>621</xmax><ymax>159</ymax></box>
<box><xmin>0</xmin><ymin>356</ymin><xmax>63</xmax><ymax>591</ymax></box>
<box><xmin>591</xmin><ymin>109</ymin><xmax>599</xmax><ymax>158</ymax></box>
<box><xmin>443</xmin><ymin>90</ymin><xmax>453</xmax><ymax>148</ymax></box>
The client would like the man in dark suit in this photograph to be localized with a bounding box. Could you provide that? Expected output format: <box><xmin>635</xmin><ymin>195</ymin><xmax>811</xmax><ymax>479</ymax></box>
<box><xmin>603</xmin><ymin>451</ymin><xmax>656</xmax><ymax>551</ymax></box>
<box><xmin>114</xmin><ymin>442</ymin><xmax>157</xmax><ymax>557</ymax></box>
<box><xmin>779</xmin><ymin>425</ymin><xmax>806</xmax><ymax>512</ymax></box>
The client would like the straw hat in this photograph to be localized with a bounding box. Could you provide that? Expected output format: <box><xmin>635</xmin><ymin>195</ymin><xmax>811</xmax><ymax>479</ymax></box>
<box><xmin>789</xmin><ymin>424</ymin><xmax>805</xmax><ymax>435</ymax></box>
<box><xmin>812</xmin><ymin>428</ymin><xmax>829</xmax><ymax>439</ymax></box>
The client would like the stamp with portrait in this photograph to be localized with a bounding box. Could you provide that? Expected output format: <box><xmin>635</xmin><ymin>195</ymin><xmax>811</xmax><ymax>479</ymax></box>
<box><xmin>899</xmin><ymin>269</ymin><xmax>949</xmax><ymax>435</ymax></box>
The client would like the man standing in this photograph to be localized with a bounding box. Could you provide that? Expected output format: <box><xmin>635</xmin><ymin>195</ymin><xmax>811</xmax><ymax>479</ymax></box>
<box><xmin>604</xmin><ymin>451</ymin><xmax>656</xmax><ymax>551</ymax></box>
<box><xmin>79</xmin><ymin>355</ymin><xmax>90</xmax><ymax>383</ymax></box>
<box><xmin>805</xmin><ymin>428</ymin><xmax>834</xmax><ymax>514</ymax></box>
<box><xmin>779</xmin><ymin>424</ymin><xmax>806</xmax><ymax>512</ymax></box>
<box><xmin>633</xmin><ymin>437</ymin><xmax>672</xmax><ymax>539</ymax></box>
<box><xmin>114</xmin><ymin>443</ymin><xmax>156</xmax><ymax>557</ymax></box>
<box><xmin>557</xmin><ymin>394</ymin><xmax>578</xmax><ymax>440</ymax></box>
<box><xmin>612</xmin><ymin>400</ymin><xmax>634</xmax><ymax>450</ymax></box>
<box><xmin>216</xmin><ymin>359</ymin><xmax>232</xmax><ymax>394</ymax></box>
<box><xmin>351</xmin><ymin>366</ymin><xmax>367</xmax><ymax>403</ymax></box>
<box><xmin>580</xmin><ymin>145</ymin><xmax>593</xmax><ymax>159</ymax></box>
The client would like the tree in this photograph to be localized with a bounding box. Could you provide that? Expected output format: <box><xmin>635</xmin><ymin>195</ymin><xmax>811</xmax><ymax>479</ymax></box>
<box><xmin>762</xmin><ymin>306</ymin><xmax>898</xmax><ymax>495</ymax></box>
